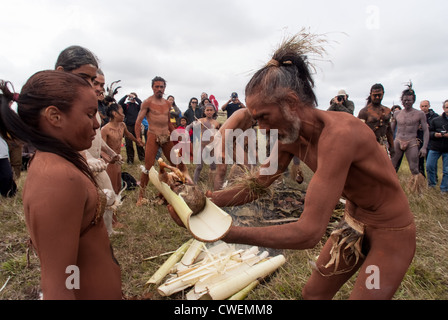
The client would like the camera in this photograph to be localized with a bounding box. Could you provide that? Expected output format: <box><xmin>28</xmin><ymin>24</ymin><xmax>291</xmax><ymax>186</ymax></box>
<box><xmin>337</xmin><ymin>95</ymin><xmax>345</xmax><ymax>102</ymax></box>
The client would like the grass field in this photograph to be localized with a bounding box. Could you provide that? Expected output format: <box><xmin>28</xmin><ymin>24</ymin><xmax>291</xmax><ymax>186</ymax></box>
<box><xmin>1</xmin><ymin>150</ymin><xmax>447</xmax><ymax>300</ymax></box>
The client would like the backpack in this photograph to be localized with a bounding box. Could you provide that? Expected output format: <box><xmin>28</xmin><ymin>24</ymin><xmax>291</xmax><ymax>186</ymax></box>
<box><xmin>121</xmin><ymin>172</ymin><xmax>137</xmax><ymax>190</ymax></box>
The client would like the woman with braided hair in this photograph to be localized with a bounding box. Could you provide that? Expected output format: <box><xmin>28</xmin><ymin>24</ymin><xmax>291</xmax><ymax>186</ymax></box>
<box><xmin>168</xmin><ymin>31</ymin><xmax>416</xmax><ymax>300</ymax></box>
<box><xmin>0</xmin><ymin>71</ymin><xmax>122</xmax><ymax>299</ymax></box>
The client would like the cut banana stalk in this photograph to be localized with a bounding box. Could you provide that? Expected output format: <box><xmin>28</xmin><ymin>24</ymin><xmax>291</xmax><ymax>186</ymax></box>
<box><xmin>145</xmin><ymin>239</ymin><xmax>193</xmax><ymax>286</ymax></box>
<box><xmin>200</xmin><ymin>255</ymin><xmax>286</xmax><ymax>300</ymax></box>
<box><xmin>148</xmin><ymin>167</ymin><xmax>232</xmax><ymax>242</ymax></box>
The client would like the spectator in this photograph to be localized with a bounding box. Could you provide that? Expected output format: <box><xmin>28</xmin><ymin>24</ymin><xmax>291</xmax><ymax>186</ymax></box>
<box><xmin>426</xmin><ymin>100</ymin><xmax>448</xmax><ymax>193</ymax></box>
<box><xmin>327</xmin><ymin>89</ymin><xmax>355</xmax><ymax>114</ymax></box>
<box><xmin>209</xmin><ymin>94</ymin><xmax>219</xmax><ymax>119</ymax></box>
<box><xmin>418</xmin><ymin>100</ymin><xmax>439</xmax><ymax>177</ymax></box>
<box><xmin>118</xmin><ymin>93</ymin><xmax>145</xmax><ymax>164</ymax></box>
<box><xmin>167</xmin><ymin>95</ymin><xmax>181</xmax><ymax>127</ymax></box>
<box><xmin>183</xmin><ymin>97</ymin><xmax>204</xmax><ymax>125</ymax></box>
<box><xmin>221</xmin><ymin>92</ymin><xmax>245</xmax><ymax>119</ymax></box>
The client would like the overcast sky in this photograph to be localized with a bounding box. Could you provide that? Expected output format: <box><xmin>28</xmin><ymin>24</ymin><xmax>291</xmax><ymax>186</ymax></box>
<box><xmin>1</xmin><ymin>0</ymin><xmax>447</xmax><ymax>115</ymax></box>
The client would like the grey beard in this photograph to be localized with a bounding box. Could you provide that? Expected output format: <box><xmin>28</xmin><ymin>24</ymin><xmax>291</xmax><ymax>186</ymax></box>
<box><xmin>279</xmin><ymin>105</ymin><xmax>301</xmax><ymax>144</ymax></box>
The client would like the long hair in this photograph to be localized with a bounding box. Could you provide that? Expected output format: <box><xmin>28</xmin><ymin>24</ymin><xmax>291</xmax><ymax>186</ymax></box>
<box><xmin>366</xmin><ymin>83</ymin><xmax>385</xmax><ymax>105</ymax></box>
<box><xmin>188</xmin><ymin>97</ymin><xmax>198</xmax><ymax>109</ymax></box>
<box><xmin>0</xmin><ymin>70</ymin><xmax>97</xmax><ymax>184</ymax></box>
<box><xmin>55</xmin><ymin>45</ymin><xmax>99</xmax><ymax>71</ymax></box>
<box><xmin>245</xmin><ymin>30</ymin><xmax>328</xmax><ymax>107</ymax></box>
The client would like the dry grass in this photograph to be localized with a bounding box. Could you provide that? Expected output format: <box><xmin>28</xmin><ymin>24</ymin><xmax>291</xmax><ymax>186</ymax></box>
<box><xmin>1</xmin><ymin>154</ymin><xmax>447</xmax><ymax>300</ymax></box>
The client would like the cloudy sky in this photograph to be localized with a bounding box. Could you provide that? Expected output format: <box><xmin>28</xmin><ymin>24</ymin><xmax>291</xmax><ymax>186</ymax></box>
<box><xmin>1</xmin><ymin>0</ymin><xmax>447</xmax><ymax>115</ymax></box>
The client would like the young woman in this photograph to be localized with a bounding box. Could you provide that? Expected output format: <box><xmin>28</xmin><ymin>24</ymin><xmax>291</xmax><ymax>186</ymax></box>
<box><xmin>186</xmin><ymin>104</ymin><xmax>221</xmax><ymax>189</ymax></box>
<box><xmin>0</xmin><ymin>71</ymin><xmax>122</xmax><ymax>300</ymax></box>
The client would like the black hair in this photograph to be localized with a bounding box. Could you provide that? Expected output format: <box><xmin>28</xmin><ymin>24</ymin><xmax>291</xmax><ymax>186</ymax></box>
<box><xmin>245</xmin><ymin>32</ymin><xmax>326</xmax><ymax>107</ymax></box>
<box><xmin>366</xmin><ymin>83</ymin><xmax>385</xmax><ymax>105</ymax></box>
<box><xmin>55</xmin><ymin>45</ymin><xmax>99</xmax><ymax>71</ymax></box>
<box><xmin>0</xmin><ymin>70</ymin><xmax>97</xmax><ymax>185</ymax></box>
<box><xmin>188</xmin><ymin>97</ymin><xmax>199</xmax><ymax>109</ymax></box>
<box><xmin>151</xmin><ymin>76</ymin><xmax>166</xmax><ymax>87</ymax></box>
<box><xmin>106</xmin><ymin>103</ymin><xmax>121</xmax><ymax>119</ymax></box>
<box><xmin>370</xmin><ymin>83</ymin><xmax>384</xmax><ymax>93</ymax></box>
<box><xmin>401</xmin><ymin>82</ymin><xmax>416</xmax><ymax>102</ymax></box>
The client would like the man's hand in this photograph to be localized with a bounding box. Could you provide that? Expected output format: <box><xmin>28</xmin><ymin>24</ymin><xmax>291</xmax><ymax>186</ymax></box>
<box><xmin>110</xmin><ymin>154</ymin><xmax>123</xmax><ymax>165</ymax></box>
<box><xmin>419</xmin><ymin>147</ymin><xmax>427</xmax><ymax>158</ymax></box>
<box><xmin>88</xmin><ymin>158</ymin><xmax>107</xmax><ymax>172</ymax></box>
<box><xmin>389</xmin><ymin>147</ymin><xmax>395</xmax><ymax>159</ymax></box>
<box><xmin>167</xmin><ymin>204</ymin><xmax>186</xmax><ymax>228</ymax></box>
<box><xmin>136</xmin><ymin>138</ymin><xmax>144</xmax><ymax>147</ymax></box>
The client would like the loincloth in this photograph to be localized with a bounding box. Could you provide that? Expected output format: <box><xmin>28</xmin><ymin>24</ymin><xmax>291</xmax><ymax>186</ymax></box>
<box><xmin>396</xmin><ymin>138</ymin><xmax>418</xmax><ymax>151</ymax></box>
<box><xmin>317</xmin><ymin>210</ymin><xmax>366</xmax><ymax>276</ymax></box>
<box><xmin>156</xmin><ymin>134</ymin><xmax>171</xmax><ymax>146</ymax></box>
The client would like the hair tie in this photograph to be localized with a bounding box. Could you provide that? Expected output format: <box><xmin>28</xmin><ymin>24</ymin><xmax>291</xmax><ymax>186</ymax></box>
<box><xmin>266</xmin><ymin>59</ymin><xmax>280</xmax><ymax>67</ymax></box>
<box><xmin>12</xmin><ymin>93</ymin><xmax>19</xmax><ymax>102</ymax></box>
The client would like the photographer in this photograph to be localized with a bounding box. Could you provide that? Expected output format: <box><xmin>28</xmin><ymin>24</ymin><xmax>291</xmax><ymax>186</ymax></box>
<box><xmin>221</xmin><ymin>92</ymin><xmax>245</xmax><ymax>119</ymax></box>
<box><xmin>327</xmin><ymin>89</ymin><xmax>355</xmax><ymax>115</ymax></box>
<box><xmin>118</xmin><ymin>93</ymin><xmax>145</xmax><ymax>164</ymax></box>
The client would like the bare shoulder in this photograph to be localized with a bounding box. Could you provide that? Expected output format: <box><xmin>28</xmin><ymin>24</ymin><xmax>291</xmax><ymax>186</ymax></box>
<box><xmin>142</xmin><ymin>97</ymin><xmax>153</xmax><ymax>108</ymax></box>
<box><xmin>357</xmin><ymin>106</ymin><xmax>368</xmax><ymax>119</ymax></box>
<box><xmin>101</xmin><ymin>123</ymin><xmax>111</xmax><ymax>133</ymax></box>
<box><xmin>320</xmin><ymin>111</ymin><xmax>373</xmax><ymax>149</ymax></box>
<box><xmin>27</xmin><ymin>153</ymin><xmax>87</xmax><ymax>187</ymax></box>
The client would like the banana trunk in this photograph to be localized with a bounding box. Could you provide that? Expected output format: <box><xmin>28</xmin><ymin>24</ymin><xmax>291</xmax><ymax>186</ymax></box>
<box><xmin>148</xmin><ymin>166</ymin><xmax>232</xmax><ymax>242</ymax></box>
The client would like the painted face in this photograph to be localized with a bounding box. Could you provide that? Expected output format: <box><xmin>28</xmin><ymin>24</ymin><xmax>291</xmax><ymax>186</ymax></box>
<box><xmin>93</xmin><ymin>74</ymin><xmax>105</xmax><ymax>100</ymax></box>
<box><xmin>402</xmin><ymin>94</ymin><xmax>415</xmax><ymax>110</ymax></box>
<box><xmin>246</xmin><ymin>94</ymin><xmax>300</xmax><ymax>144</ymax></box>
<box><xmin>152</xmin><ymin>81</ymin><xmax>166</xmax><ymax>99</ymax></box>
<box><xmin>70</xmin><ymin>64</ymin><xmax>98</xmax><ymax>86</ymax></box>
<box><xmin>370</xmin><ymin>89</ymin><xmax>384</xmax><ymax>105</ymax></box>
<box><xmin>59</xmin><ymin>87</ymin><xmax>99</xmax><ymax>151</ymax></box>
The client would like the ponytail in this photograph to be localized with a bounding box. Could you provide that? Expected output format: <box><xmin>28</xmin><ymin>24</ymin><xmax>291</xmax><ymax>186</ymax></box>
<box><xmin>0</xmin><ymin>71</ymin><xmax>97</xmax><ymax>185</ymax></box>
<box><xmin>245</xmin><ymin>30</ymin><xmax>328</xmax><ymax>107</ymax></box>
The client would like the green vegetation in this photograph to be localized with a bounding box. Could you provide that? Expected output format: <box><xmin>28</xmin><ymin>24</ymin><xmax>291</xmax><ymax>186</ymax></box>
<box><xmin>1</xmin><ymin>156</ymin><xmax>447</xmax><ymax>300</ymax></box>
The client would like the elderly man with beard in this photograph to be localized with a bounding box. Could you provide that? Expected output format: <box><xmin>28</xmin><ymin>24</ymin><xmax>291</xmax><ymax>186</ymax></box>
<box><xmin>358</xmin><ymin>83</ymin><xmax>395</xmax><ymax>157</ymax></box>
<box><xmin>168</xmin><ymin>33</ymin><xmax>416</xmax><ymax>300</ymax></box>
